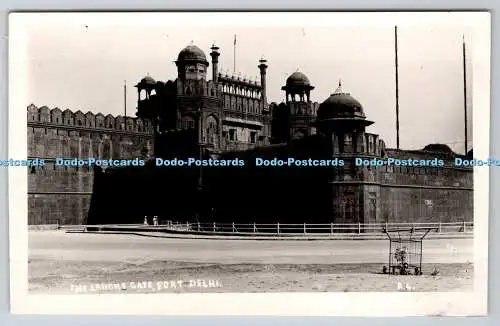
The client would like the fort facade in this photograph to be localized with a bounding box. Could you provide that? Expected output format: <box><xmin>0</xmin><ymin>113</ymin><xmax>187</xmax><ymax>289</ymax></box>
<box><xmin>27</xmin><ymin>43</ymin><xmax>473</xmax><ymax>226</ymax></box>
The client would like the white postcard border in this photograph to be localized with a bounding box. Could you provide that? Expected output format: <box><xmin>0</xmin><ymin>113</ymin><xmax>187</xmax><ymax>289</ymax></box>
<box><xmin>8</xmin><ymin>12</ymin><xmax>490</xmax><ymax>316</ymax></box>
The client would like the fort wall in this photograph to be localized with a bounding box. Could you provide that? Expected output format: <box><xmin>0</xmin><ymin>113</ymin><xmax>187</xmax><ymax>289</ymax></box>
<box><xmin>27</xmin><ymin>104</ymin><xmax>154</xmax><ymax>225</ymax></box>
<box><xmin>376</xmin><ymin>164</ymin><xmax>472</xmax><ymax>224</ymax></box>
<box><xmin>27</xmin><ymin>103</ymin><xmax>473</xmax><ymax>226</ymax></box>
<box><xmin>328</xmin><ymin>134</ymin><xmax>473</xmax><ymax>226</ymax></box>
<box><xmin>378</xmin><ymin>149</ymin><xmax>473</xmax><ymax>224</ymax></box>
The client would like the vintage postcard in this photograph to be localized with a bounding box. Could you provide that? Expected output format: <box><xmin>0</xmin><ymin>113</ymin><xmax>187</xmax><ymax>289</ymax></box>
<box><xmin>8</xmin><ymin>11</ymin><xmax>490</xmax><ymax>315</ymax></box>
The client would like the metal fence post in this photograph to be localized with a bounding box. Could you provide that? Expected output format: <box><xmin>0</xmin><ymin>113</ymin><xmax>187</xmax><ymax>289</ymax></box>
<box><xmin>232</xmin><ymin>222</ymin><xmax>235</xmax><ymax>232</ymax></box>
<box><xmin>197</xmin><ymin>222</ymin><xmax>200</xmax><ymax>232</ymax></box>
<box><xmin>463</xmin><ymin>220</ymin><xmax>466</xmax><ymax>232</ymax></box>
<box><xmin>253</xmin><ymin>222</ymin><xmax>256</xmax><ymax>233</ymax></box>
<box><xmin>358</xmin><ymin>222</ymin><xmax>361</xmax><ymax>234</ymax></box>
<box><xmin>438</xmin><ymin>222</ymin><xmax>442</xmax><ymax>233</ymax></box>
<box><xmin>277</xmin><ymin>222</ymin><xmax>280</xmax><ymax>234</ymax></box>
<box><xmin>186</xmin><ymin>222</ymin><xmax>190</xmax><ymax>230</ymax></box>
<box><xmin>330</xmin><ymin>222</ymin><xmax>333</xmax><ymax>235</ymax></box>
<box><xmin>303</xmin><ymin>223</ymin><xmax>306</xmax><ymax>234</ymax></box>
<box><xmin>213</xmin><ymin>222</ymin><xmax>216</xmax><ymax>232</ymax></box>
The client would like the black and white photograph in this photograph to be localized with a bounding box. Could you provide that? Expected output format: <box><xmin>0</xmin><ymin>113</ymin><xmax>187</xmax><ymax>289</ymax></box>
<box><xmin>8</xmin><ymin>12</ymin><xmax>489</xmax><ymax>315</ymax></box>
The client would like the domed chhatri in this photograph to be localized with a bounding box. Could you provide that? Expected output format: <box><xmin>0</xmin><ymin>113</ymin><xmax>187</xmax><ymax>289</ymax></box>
<box><xmin>286</xmin><ymin>71</ymin><xmax>311</xmax><ymax>87</ymax></box>
<box><xmin>177</xmin><ymin>44</ymin><xmax>209</xmax><ymax>65</ymax></box>
<box><xmin>135</xmin><ymin>75</ymin><xmax>156</xmax><ymax>90</ymax></box>
<box><xmin>317</xmin><ymin>81</ymin><xmax>367</xmax><ymax>121</ymax></box>
<box><xmin>140</xmin><ymin>75</ymin><xmax>156</xmax><ymax>85</ymax></box>
<box><xmin>281</xmin><ymin>71</ymin><xmax>315</xmax><ymax>102</ymax></box>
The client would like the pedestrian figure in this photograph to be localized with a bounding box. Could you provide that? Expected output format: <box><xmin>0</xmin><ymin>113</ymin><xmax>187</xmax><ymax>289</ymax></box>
<box><xmin>143</xmin><ymin>216</ymin><xmax>148</xmax><ymax>225</ymax></box>
<box><xmin>153</xmin><ymin>216</ymin><xmax>158</xmax><ymax>226</ymax></box>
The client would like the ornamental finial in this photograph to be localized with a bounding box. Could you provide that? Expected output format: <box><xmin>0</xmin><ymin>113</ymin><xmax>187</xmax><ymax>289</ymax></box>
<box><xmin>334</xmin><ymin>79</ymin><xmax>343</xmax><ymax>94</ymax></box>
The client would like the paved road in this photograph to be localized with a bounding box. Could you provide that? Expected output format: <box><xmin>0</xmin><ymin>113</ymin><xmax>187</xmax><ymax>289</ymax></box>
<box><xmin>29</xmin><ymin>231</ymin><xmax>473</xmax><ymax>264</ymax></box>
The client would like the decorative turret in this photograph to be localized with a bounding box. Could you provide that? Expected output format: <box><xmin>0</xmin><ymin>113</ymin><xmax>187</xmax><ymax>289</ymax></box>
<box><xmin>316</xmin><ymin>80</ymin><xmax>373</xmax><ymax>134</ymax></box>
<box><xmin>210</xmin><ymin>43</ymin><xmax>220</xmax><ymax>83</ymax></box>
<box><xmin>258</xmin><ymin>57</ymin><xmax>268</xmax><ymax>107</ymax></box>
<box><xmin>281</xmin><ymin>70</ymin><xmax>315</xmax><ymax>103</ymax></box>
<box><xmin>175</xmin><ymin>43</ymin><xmax>209</xmax><ymax>81</ymax></box>
<box><xmin>281</xmin><ymin>71</ymin><xmax>317</xmax><ymax>140</ymax></box>
<box><xmin>134</xmin><ymin>74</ymin><xmax>159</xmax><ymax>120</ymax></box>
<box><xmin>135</xmin><ymin>75</ymin><xmax>156</xmax><ymax>100</ymax></box>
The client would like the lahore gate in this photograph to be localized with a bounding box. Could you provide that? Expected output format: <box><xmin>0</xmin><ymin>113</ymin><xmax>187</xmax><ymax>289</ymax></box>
<box><xmin>26</xmin><ymin>44</ymin><xmax>473</xmax><ymax>227</ymax></box>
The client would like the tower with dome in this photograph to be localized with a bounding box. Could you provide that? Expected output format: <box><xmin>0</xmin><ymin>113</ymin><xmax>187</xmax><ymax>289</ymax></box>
<box><xmin>134</xmin><ymin>43</ymin><xmax>272</xmax><ymax>159</ymax></box>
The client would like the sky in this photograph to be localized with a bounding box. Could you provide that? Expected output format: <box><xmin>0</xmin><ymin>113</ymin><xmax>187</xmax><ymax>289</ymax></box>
<box><xmin>12</xmin><ymin>12</ymin><xmax>481</xmax><ymax>153</ymax></box>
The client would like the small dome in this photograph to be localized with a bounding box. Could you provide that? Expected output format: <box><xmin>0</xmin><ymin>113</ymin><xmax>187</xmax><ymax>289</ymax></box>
<box><xmin>140</xmin><ymin>75</ymin><xmax>156</xmax><ymax>85</ymax></box>
<box><xmin>317</xmin><ymin>84</ymin><xmax>365</xmax><ymax>121</ymax></box>
<box><xmin>422</xmin><ymin>144</ymin><xmax>454</xmax><ymax>153</ymax></box>
<box><xmin>177</xmin><ymin>45</ymin><xmax>208</xmax><ymax>64</ymax></box>
<box><xmin>286</xmin><ymin>71</ymin><xmax>311</xmax><ymax>87</ymax></box>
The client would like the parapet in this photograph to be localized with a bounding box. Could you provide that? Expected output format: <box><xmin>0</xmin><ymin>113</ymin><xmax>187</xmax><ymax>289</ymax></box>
<box><xmin>27</xmin><ymin>104</ymin><xmax>154</xmax><ymax>133</ymax></box>
<box><xmin>386</xmin><ymin>144</ymin><xmax>464</xmax><ymax>161</ymax></box>
<box><xmin>218</xmin><ymin>72</ymin><xmax>262</xmax><ymax>88</ymax></box>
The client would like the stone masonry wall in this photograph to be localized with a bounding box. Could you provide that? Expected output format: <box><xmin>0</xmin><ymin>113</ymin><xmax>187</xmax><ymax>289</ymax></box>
<box><xmin>27</xmin><ymin>104</ymin><xmax>154</xmax><ymax>225</ymax></box>
<box><xmin>377</xmin><ymin>159</ymin><xmax>473</xmax><ymax>224</ymax></box>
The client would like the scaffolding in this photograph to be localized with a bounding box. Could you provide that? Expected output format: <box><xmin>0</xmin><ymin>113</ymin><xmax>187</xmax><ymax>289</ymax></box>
<box><xmin>383</xmin><ymin>227</ymin><xmax>438</xmax><ymax>275</ymax></box>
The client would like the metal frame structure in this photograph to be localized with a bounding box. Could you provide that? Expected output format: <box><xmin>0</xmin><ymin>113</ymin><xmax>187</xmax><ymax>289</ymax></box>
<box><xmin>383</xmin><ymin>227</ymin><xmax>438</xmax><ymax>275</ymax></box>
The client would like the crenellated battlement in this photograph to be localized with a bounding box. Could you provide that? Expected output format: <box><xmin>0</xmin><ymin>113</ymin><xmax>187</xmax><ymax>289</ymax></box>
<box><xmin>26</xmin><ymin>104</ymin><xmax>154</xmax><ymax>134</ymax></box>
<box><xmin>26</xmin><ymin>104</ymin><xmax>155</xmax><ymax>225</ymax></box>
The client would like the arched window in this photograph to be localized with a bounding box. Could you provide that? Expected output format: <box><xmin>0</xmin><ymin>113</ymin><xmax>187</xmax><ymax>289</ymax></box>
<box><xmin>369</xmin><ymin>198</ymin><xmax>377</xmax><ymax>221</ymax></box>
<box><xmin>344</xmin><ymin>199</ymin><xmax>354</xmax><ymax>223</ymax></box>
<box><xmin>205</xmin><ymin>115</ymin><xmax>218</xmax><ymax>148</ymax></box>
<box><xmin>345</xmin><ymin>134</ymin><xmax>353</xmax><ymax>146</ymax></box>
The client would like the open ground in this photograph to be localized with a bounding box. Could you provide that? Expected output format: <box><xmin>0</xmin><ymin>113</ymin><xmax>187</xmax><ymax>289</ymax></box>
<box><xmin>28</xmin><ymin>231</ymin><xmax>474</xmax><ymax>293</ymax></box>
